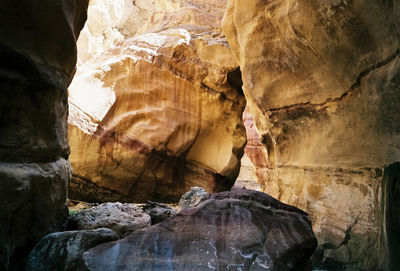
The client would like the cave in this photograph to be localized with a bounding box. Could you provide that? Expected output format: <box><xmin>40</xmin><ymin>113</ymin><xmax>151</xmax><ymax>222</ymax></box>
<box><xmin>1</xmin><ymin>0</ymin><xmax>400</xmax><ymax>270</ymax></box>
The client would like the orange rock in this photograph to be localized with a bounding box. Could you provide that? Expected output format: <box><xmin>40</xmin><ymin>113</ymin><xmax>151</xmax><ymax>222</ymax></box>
<box><xmin>68</xmin><ymin>24</ymin><xmax>246</xmax><ymax>202</ymax></box>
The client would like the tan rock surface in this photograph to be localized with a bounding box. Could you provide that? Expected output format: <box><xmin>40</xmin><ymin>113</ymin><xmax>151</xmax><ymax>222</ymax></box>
<box><xmin>0</xmin><ymin>1</ymin><xmax>88</xmax><ymax>269</ymax></box>
<box><xmin>68</xmin><ymin>18</ymin><xmax>246</xmax><ymax>202</ymax></box>
<box><xmin>223</xmin><ymin>0</ymin><xmax>400</xmax><ymax>270</ymax></box>
<box><xmin>235</xmin><ymin>108</ymin><xmax>265</xmax><ymax>191</ymax></box>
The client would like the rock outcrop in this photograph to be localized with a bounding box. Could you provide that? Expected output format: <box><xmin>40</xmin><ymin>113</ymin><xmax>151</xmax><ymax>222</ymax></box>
<box><xmin>82</xmin><ymin>189</ymin><xmax>317</xmax><ymax>270</ymax></box>
<box><xmin>68</xmin><ymin>1</ymin><xmax>246</xmax><ymax>202</ymax></box>
<box><xmin>0</xmin><ymin>0</ymin><xmax>88</xmax><ymax>269</ymax></box>
<box><xmin>68</xmin><ymin>202</ymin><xmax>151</xmax><ymax>238</ymax></box>
<box><xmin>26</xmin><ymin>228</ymin><xmax>118</xmax><ymax>271</ymax></box>
<box><xmin>222</xmin><ymin>0</ymin><xmax>400</xmax><ymax>270</ymax></box>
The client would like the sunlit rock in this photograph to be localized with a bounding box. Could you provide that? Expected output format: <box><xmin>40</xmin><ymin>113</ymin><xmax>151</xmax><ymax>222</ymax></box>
<box><xmin>222</xmin><ymin>0</ymin><xmax>400</xmax><ymax>269</ymax></box>
<box><xmin>68</xmin><ymin>20</ymin><xmax>246</xmax><ymax>202</ymax></box>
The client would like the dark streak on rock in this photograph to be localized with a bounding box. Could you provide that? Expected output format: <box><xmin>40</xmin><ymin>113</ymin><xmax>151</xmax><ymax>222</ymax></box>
<box><xmin>266</xmin><ymin>48</ymin><xmax>400</xmax><ymax>114</ymax></box>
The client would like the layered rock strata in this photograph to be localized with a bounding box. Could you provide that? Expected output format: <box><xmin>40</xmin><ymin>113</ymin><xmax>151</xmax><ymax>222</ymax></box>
<box><xmin>82</xmin><ymin>189</ymin><xmax>317</xmax><ymax>270</ymax></box>
<box><xmin>223</xmin><ymin>0</ymin><xmax>400</xmax><ymax>270</ymax></box>
<box><xmin>0</xmin><ymin>0</ymin><xmax>88</xmax><ymax>269</ymax></box>
<box><xmin>68</xmin><ymin>2</ymin><xmax>246</xmax><ymax>202</ymax></box>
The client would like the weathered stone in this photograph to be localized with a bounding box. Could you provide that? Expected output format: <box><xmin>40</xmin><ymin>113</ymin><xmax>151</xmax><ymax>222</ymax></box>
<box><xmin>77</xmin><ymin>0</ymin><xmax>181</xmax><ymax>64</ymax></box>
<box><xmin>142</xmin><ymin>201</ymin><xmax>177</xmax><ymax>224</ymax></box>
<box><xmin>77</xmin><ymin>0</ymin><xmax>228</xmax><ymax>64</ymax></box>
<box><xmin>68</xmin><ymin>202</ymin><xmax>151</xmax><ymax>238</ymax></box>
<box><xmin>222</xmin><ymin>0</ymin><xmax>400</xmax><ymax>269</ymax></box>
<box><xmin>26</xmin><ymin>228</ymin><xmax>118</xmax><ymax>271</ymax></box>
<box><xmin>178</xmin><ymin>186</ymin><xmax>208</xmax><ymax>211</ymax></box>
<box><xmin>0</xmin><ymin>159</ymin><xmax>71</xmax><ymax>270</ymax></box>
<box><xmin>0</xmin><ymin>1</ymin><xmax>88</xmax><ymax>268</ymax></box>
<box><xmin>68</xmin><ymin>7</ymin><xmax>246</xmax><ymax>202</ymax></box>
<box><xmin>82</xmin><ymin>189</ymin><xmax>317</xmax><ymax>270</ymax></box>
<box><xmin>235</xmin><ymin>108</ymin><xmax>267</xmax><ymax>191</ymax></box>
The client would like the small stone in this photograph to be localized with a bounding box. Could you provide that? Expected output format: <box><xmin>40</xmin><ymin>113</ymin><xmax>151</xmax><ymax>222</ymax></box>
<box><xmin>142</xmin><ymin>201</ymin><xmax>176</xmax><ymax>224</ymax></box>
<box><xmin>178</xmin><ymin>186</ymin><xmax>208</xmax><ymax>211</ymax></box>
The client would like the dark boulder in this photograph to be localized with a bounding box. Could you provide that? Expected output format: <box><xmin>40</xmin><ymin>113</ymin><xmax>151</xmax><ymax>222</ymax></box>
<box><xmin>26</xmin><ymin>228</ymin><xmax>118</xmax><ymax>271</ymax></box>
<box><xmin>82</xmin><ymin>189</ymin><xmax>317</xmax><ymax>270</ymax></box>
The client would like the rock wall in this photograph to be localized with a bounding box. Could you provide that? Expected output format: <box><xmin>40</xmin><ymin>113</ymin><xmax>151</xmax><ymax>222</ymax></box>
<box><xmin>222</xmin><ymin>0</ymin><xmax>400</xmax><ymax>270</ymax></box>
<box><xmin>77</xmin><ymin>0</ymin><xmax>227</xmax><ymax>64</ymax></box>
<box><xmin>0</xmin><ymin>0</ymin><xmax>88</xmax><ymax>269</ymax></box>
<box><xmin>68</xmin><ymin>0</ymin><xmax>246</xmax><ymax>202</ymax></box>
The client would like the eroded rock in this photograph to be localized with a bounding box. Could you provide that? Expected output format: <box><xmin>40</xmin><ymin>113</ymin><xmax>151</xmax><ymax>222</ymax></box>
<box><xmin>222</xmin><ymin>0</ymin><xmax>400</xmax><ymax>269</ymax></box>
<box><xmin>26</xmin><ymin>228</ymin><xmax>118</xmax><ymax>271</ymax></box>
<box><xmin>82</xmin><ymin>189</ymin><xmax>317</xmax><ymax>270</ymax></box>
<box><xmin>68</xmin><ymin>3</ymin><xmax>246</xmax><ymax>202</ymax></box>
<box><xmin>68</xmin><ymin>202</ymin><xmax>151</xmax><ymax>238</ymax></box>
<box><xmin>0</xmin><ymin>0</ymin><xmax>88</xmax><ymax>269</ymax></box>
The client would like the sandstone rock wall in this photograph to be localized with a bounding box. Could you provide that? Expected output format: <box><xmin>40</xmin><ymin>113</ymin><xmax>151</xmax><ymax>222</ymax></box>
<box><xmin>77</xmin><ymin>0</ymin><xmax>227</xmax><ymax>64</ymax></box>
<box><xmin>0</xmin><ymin>1</ymin><xmax>88</xmax><ymax>269</ymax></box>
<box><xmin>222</xmin><ymin>0</ymin><xmax>400</xmax><ymax>270</ymax></box>
<box><xmin>68</xmin><ymin>1</ymin><xmax>246</xmax><ymax>202</ymax></box>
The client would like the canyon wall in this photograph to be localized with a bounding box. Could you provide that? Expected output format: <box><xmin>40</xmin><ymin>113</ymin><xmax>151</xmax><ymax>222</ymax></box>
<box><xmin>223</xmin><ymin>0</ymin><xmax>400</xmax><ymax>270</ymax></box>
<box><xmin>68</xmin><ymin>0</ymin><xmax>246</xmax><ymax>202</ymax></box>
<box><xmin>0</xmin><ymin>0</ymin><xmax>88</xmax><ymax>269</ymax></box>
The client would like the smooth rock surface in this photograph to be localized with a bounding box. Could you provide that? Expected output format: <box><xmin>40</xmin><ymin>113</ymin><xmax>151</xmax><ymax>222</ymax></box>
<box><xmin>68</xmin><ymin>3</ymin><xmax>246</xmax><ymax>202</ymax></box>
<box><xmin>0</xmin><ymin>1</ymin><xmax>88</xmax><ymax>269</ymax></box>
<box><xmin>222</xmin><ymin>0</ymin><xmax>400</xmax><ymax>269</ymax></box>
<box><xmin>82</xmin><ymin>189</ymin><xmax>317</xmax><ymax>271</ymax></box>
<box><xmin>178</xmin><ymin>186</ymin><xmax>208</xmax><ymax>211</ymax></box>
<box><xmin>68</xmin><ymin>202</ymin><xmax>151</xmax><ymax>238</ymax></box>
<box><xmin>26</xmin><ymin>228</ymin><xmax>118</xmax><ymax>271</ymax></box>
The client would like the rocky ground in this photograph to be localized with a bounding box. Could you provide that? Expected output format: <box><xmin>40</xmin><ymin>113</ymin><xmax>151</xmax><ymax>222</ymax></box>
<box><xmin>25</xmin><ymin>188</ymin><xmax>317</xmax><ymax>271</ymax></box>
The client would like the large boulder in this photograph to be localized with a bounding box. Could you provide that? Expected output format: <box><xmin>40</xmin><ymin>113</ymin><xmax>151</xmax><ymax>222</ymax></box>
<box><xmin>68</xmin><ymin>202</ymin><xmax>151</xmax><ymax>238</ymax></box>
<box><xmin>26</xmin><ymin>228</ymin><xmax>118</xmax><ymax>271</ymax></box>
<box><xmin>82</xmin><ymin>189</ymin><xmax>317</xmax><ymax>270</ymax></box>
<box><xmin>0</xmin><ymin>0</ymin><xmax>88</xmax><ymax>269</ymax></box>
<box><xmin>68</xmin><ymin>2</ymin><xmax>246</xmax><ymax>202</ymax></box>
<box><xmin>222</xmin><ymin>0</ymin><xmax>400</xmax><ymax>269</ymax></box>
